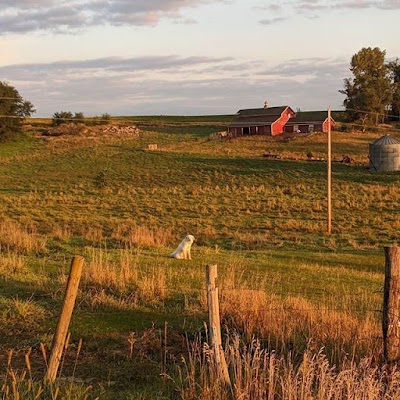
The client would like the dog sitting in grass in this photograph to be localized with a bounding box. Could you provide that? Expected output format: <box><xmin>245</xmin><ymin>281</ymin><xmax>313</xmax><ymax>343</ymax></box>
<box><xmin>170</xmin><ymin>235</ymin><xmax>195</xmax><ymax>260</ymax></box>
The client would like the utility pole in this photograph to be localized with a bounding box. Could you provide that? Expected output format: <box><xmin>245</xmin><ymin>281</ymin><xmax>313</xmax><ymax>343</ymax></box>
<box><xmin>327</xmin><ymin>107</ymin><xmax>332</xmax><ymax>235</ymax></box>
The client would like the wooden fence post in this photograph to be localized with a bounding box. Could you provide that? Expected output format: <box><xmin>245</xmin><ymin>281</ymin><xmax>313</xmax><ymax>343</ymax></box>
<box><xmin>206</xmin><ymin>264</ymin><xmax>231</xmax><ymax>386</ymax></box>
<box><xmin>45</xmin><ymin>255</ymin><xmax>84</xmax><ymax>383</ymax></box>
<box><xmin>382</xmin><ymin>244</ymin><xmax>400</xmax><ymax>363</ymax></box>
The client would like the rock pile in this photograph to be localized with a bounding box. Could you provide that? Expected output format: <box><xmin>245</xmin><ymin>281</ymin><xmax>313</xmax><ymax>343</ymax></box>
<box><xmin>100</xmin><ymin>125</ymin><xmax>140</xmax><ymax>137</ymax></box>
<box><xmin>41</xmin><ymin>123</ymin><xmax>140</xmax><ymax>138</ymax></box>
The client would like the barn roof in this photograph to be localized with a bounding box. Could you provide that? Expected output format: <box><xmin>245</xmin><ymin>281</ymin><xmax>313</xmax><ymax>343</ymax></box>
<box><xmin>229</xmin><ymin>115</ymin><xmax>283</xmax><ymax>127</ymax></box>
<box><xmin>229</xmin><ymin>106</ymin><xmax>293</xmax><ymax>127</ymax></box>
<box><xmin>285</xmin><ymin>111</ymin><xmax>333</xmax><ymax>125</ymax></box>
<box><xmin>236</xmin><ymin>106</ymin><xmax>289</xmax><ymax>117</ymax></box>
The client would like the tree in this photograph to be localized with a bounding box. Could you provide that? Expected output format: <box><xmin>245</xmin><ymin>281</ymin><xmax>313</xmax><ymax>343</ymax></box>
<box><xmin>100</xmin><ymin>113</ymin><xmax>111</xmax><ymax>124</ymax></box>
<box><xmin>388</xmin><ymin>59</ymin><xmax>400</xmax><ymax>121</ymax></box>
<box><xmin>0</xmin><ymin>81</ymin><xmax>35</xmax><ymax>139</ymax></box>
<box><xmin>74</xmin><ymin>112</ymin><xmax>85</xmax><ymax>121</ymax></box>
<box><xmin>52</xmin><ymin>111</ymin><xmax>73</xmax><ymax>125</ymax></box>
<box><xmin>340</xmin><ymin>47</ymin><xmax>392</xmax><ymax>126</ymax></box>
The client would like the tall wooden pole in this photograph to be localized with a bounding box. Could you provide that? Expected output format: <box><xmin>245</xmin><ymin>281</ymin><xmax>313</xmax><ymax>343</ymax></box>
<box><xmin>45</xmin><ymin>256</ymin><xmax>84</xmax><ymax>383</ymax></box>
<box><xmin>327</xmin><ymin>107</ymin><xmax>332</xmax><ymax>235</ymax></box>
<box><xmin>206</xmin><ymin>265</ymin><xmax>231</xmax><ymax>386</ymax></box>
<box><xmin>382</xmin><ymin>244</ymin><xmax>400</xmax><ymax>363</ymax></box>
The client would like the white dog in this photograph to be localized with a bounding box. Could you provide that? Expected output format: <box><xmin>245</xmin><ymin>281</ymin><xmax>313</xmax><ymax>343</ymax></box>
<box><xmin>170</xmin><ymin>235</ymin><xmax>195</xmax><ymax>260</ymax></box>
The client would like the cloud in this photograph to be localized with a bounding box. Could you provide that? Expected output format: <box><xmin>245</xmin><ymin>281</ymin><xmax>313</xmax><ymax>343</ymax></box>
<box><xmin>0</xmin><ymin>54</ymin><xmax>346</xmax><ymax>115</ymax></box>
<box><xmin>0</xmin><ymin>0</ymin><xmax>222</xmax><ymax>34</ymax></box>
<box><xmin>293</xmin><ymin>0</ymin><xmax>400</xmax><ymax>11</ymax></box>
<box><xmin>0</xmin><ymin>55</ymin><xmax>233</xmax><ymax>76</ymax></box>
<box><xmin>259</xmin><ymin>17</ymin><xmax>288</xmax><ymax>25</ymax></box>
<box><xmin>258</xmin><ymin>0</ymin><xmax>400</xmax><ymax>25</ymax></box>
<box><xmin>258</xmin><ymin>57</ymin><xmax>348</xmax><ymax>79</ymax></box>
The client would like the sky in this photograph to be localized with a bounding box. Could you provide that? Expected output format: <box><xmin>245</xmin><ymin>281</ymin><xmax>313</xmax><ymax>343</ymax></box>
<box><xmin>1</xmin><ymin>0</ymin><xmax>399</xmax><ymax>116</ymax></box>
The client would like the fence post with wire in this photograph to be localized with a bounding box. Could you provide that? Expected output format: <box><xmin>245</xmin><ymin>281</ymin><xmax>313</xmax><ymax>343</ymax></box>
<box><xmin>206</xmin><ymin>264</ymin><xmax>231</xmax><ymax>386</ymax></box>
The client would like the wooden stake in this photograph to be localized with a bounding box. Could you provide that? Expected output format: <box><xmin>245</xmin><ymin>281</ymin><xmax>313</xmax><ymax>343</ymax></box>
<box><xmin>206</xmin><ymin>264</ymin><xmax>231</xmax><ymax>386</ymax></box>
<box><xmin>382</xmin><ymin>244</ymin><xmax>400</xmax><ymax>363</ymax></box>
<box><xmin>45</xmin><ymin>255</ymin><xmax>84</xmax><ymax>383</ymax></box>
<box><xmin>327</xmin><ymin>107</ymin><xmax>332</xmax><ymax>235</ymax></box>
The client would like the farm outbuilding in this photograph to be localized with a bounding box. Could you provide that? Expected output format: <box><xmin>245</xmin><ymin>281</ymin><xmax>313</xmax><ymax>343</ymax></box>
<box><xmin>228</xmin><ymin>106</ymin><xmax>295</xmax><ymax>136</ymax></box>
<box><xmin>283</xmin><ymin>111</ymin><xmax>335</xmax><ymax>133</ymax></box>
<box><xmin>369</xmin><ymin>135</ymin><xmax>400</xmax><ymax>172</ymax></box>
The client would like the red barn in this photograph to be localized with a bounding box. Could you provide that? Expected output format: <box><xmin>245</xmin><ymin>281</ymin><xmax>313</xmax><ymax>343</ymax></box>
<box><xmin>228</xmin><ymin>106</ymin><xmax>296</xmax><ymax>136</ymax></box>
<box><xmin>283</xmin><ymin>111</ymin><xmax>335</xmax><ymax>133</ymax></box>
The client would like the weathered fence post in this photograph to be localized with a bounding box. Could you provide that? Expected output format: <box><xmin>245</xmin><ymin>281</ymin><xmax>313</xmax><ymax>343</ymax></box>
<box><xmin>45</xmin><ymin>255</ymin><xmax>84</xmax><ymax>383</ymax></box>
<box><xmin>382</xmin><ymin>244</ymin><xmax>400</xmax><ymax>363</ymax></box>
<box><xmin>206</xmin><ymin>264</ymin><xmax>231</xmax><ymax>386</ymax></box>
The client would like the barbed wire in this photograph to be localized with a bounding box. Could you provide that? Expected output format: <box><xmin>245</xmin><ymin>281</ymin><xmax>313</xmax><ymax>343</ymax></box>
<box><xmin>345</xmin><ymin>108</ymin><xmax>400</xmax><ymax>121</ymax></box>
<box><xmin>337</xmin><ymin>122</ymin><xmax>400</xmax><ymax>133</ymax></box>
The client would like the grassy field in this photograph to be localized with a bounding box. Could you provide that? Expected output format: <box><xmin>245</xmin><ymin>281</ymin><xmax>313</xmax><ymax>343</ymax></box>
<box><xmin>0</xmin><ymin>117</ymin><xmax>399</xmax><ymax>399</ymax></box>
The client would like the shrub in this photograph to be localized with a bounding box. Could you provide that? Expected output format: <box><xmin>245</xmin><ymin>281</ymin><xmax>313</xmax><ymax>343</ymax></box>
<box><xmin>52</xmin><ymin>111</ymin><xmax>73</xmax><ymax>126</ymax></box>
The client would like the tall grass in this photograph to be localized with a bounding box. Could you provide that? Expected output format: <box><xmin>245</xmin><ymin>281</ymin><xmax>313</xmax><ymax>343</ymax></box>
<box><xmin>1</xmin><ymin>347</ymin><xmax>98</xmax><ymax>400</ymax></box>
<box><xmin>220</xmin><ymin>289</ymin><xmax>380</xmax><ymax>361</ymax></box>
<box><xmin>80</xmin><ymin>247</ymin><xmax>167</xmax><ymax>309</ymax></box>
<box><xmin>0</xmin><ymin>220</ymin><xmax>46</xmax><ymax>254</ymax></box>
<box><xmin>176</xmin><ymin>334</ymin><xmax>398</xmax><ymax>400</ymax></box>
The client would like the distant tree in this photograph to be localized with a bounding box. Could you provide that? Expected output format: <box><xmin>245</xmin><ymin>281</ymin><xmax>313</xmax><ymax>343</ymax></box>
<box><xmin>388</xmin><ymin>59</ymin><xmax>400</xmax><ymax>121</ymax></box>
<box><xmin>100</xmin><ymin>113</ymin><xmax>111</xmax><ymax>124</ymax></box>
<box><xmin>0</xmin><ymin>81</ymin><xmax>35</xmax><ymax>140</ymax></box>
<box><xmin>52</xmin><ymin>111</ymin><xmax>73</xmax><ymax>126</ymax></box>
<box><xmin>74</xmin><ymin>112</ymin><xmax>85</xmax><ymax>121</ymax></box>
<box><xmin>340</xmin><ymin>47</ymin><xmax>392</xmax><ymax>126</ymax></box>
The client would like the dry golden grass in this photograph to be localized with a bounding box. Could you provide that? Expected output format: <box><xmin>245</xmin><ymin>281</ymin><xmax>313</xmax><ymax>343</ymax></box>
<box><xmin>0</xmin><ymin>219</ymin><xmax>46</xmax><ymax>254</ymax></box>
<box><xmin>0</xmin><ymin>251</ymin><xmax>27</xmax><ymax>276</ymax></box>
<box><xmin>79</xmin><ymin>247</ymin><xmax>168</xmax><ymax>309</ymax></box>
<box><xmin>220</xmin><ymin>290</ymin><xmax>380</xmax><ymax>360</ymax></box>
<box><xmin>111</xmin><ymin>224</ymin><xmax>174</xmax><ymax>247</ymax></box>
<box><xmin>177</xmin><ymin>334</ymin><xmax>398</xmax><ymax>400</ymax></box>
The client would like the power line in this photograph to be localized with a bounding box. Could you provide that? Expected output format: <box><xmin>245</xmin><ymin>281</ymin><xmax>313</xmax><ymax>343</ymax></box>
<box><xmin>0</xmin><ymin>115</ymin><xmax>28</xmax><ymax>119</ymax></box>
<box><xmin>0</xmin><ymin>114</ymin><xmax>114</xmax><ymax>123</ymax></box>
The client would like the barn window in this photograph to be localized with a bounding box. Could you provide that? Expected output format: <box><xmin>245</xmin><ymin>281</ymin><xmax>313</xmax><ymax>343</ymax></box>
<box><xmin>309</xmin><ymin>124</ymin><xmax>314</xmax><ymax>133</ymax></box>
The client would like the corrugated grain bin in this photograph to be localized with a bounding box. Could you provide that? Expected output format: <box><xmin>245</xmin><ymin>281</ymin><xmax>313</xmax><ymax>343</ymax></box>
<box><xmin>369</xmin><ymin>135</ymin><xmax>400</xmax><ymax>172</ymax></box>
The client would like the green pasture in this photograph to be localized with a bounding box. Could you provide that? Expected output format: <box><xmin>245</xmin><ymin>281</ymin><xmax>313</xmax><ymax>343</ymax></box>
<box><xmin>0</xmin><ymin>118</ymin><xmax>399</xmax><ymax>398</ymax></box>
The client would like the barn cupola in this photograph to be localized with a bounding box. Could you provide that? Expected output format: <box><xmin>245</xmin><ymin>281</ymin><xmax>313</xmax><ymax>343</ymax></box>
<box><xmin>264</xmin><ymin>100</ymin><xmax>268</xmax><ymax>109</ymax></box>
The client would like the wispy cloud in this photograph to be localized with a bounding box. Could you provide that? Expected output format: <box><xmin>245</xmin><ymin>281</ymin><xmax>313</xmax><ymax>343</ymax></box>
<box><xmin>258</xmin><ymin>0</ymin><xmax>400</xmax><ymax>25</ymax></box>
<box><xmin>0</xmin><ymin>0</ymin><xmax>223</xmax><ymax>34</ymax></box>
<box><xmin>0</xmin><ymin>55</ymin><xmax>346</xmax><ymax>115</ymax></box>
<box><xmin>259</xmin><ymin>16</ymin><xmax>288</xmax><ymax>25</ymax></box>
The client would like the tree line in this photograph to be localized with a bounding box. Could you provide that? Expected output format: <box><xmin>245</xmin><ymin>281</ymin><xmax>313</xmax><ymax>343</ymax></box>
<box><xmin>51</xmin><ymin>111</ymin><xmax>111</xmax><ymax>125</ymax></box>
<box><xmin>340</xmin><ymin>47</ymin><xmax>400</xmax><ymax>128</ymax></box>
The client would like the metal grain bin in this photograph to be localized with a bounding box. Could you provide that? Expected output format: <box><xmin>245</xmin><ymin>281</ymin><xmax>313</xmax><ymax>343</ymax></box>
<box><xmin>369</xmin><ymin>135</ymin><xmax>400</xmax><ymax>172</ymax></box>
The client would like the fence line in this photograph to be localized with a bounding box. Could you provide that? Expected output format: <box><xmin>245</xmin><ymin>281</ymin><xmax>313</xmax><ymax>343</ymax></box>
<box><xmin>73</xmin><ymin>307</ymin><xmax>381</xmax><ymax>315</ymax></box>
<box><xmin>17</xmin><ymin>284</ymin><xmax>383</xmax><ymax>298</ymax></box>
